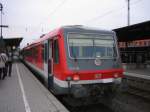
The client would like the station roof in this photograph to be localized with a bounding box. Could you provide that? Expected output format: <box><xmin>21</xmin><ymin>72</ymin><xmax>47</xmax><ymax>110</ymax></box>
<box><xmin>114</xmin><ymin>21</ymin><xmax>150</xmax><ymax>42</ymax></box>
<box><xmin>3</xmin><ymin>37</ymin><xmax>23</xmax><ymax>47</ymax></box>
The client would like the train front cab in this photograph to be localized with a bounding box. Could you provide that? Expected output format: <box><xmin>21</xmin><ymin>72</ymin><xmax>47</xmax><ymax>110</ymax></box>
<box><xmin>45</xmin><ymin>27</ymin><xmax>123</xmax><ymax>98</ymax></box>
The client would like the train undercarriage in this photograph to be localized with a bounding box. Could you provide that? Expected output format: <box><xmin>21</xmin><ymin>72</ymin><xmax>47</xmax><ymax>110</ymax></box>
<box><xmin>60</xmin><ymin>82</ymin><xmax>121</xmax><ymax>106</ymax></box>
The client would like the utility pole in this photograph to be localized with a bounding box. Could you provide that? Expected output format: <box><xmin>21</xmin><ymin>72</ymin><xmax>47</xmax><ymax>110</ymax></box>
<box><xmin>0</xmin><ymin>3</ymin><xmax>8</xmax><ymax>49</ymax></box>
<box><xmin>0</xmin><ymin>3</ymin><xmax>3</xmax><ymax>39</ymax></box>
<box><xmin>0</xmin><ymin>3</ymin><xmax>8</xmax><ymax>39</ymax></box>
<box><xmin>127</xmin><ymin>0</ymin><xmax>130</xmax><ymax>26</ymax></box>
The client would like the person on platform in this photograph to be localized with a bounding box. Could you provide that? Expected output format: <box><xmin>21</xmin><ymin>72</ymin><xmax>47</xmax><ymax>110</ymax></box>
<box><xmin>0</xmin><ymin>50</ymin><xmax>8</xmax><ymax>80</ymax></box>
<box><xmin>7</xmin><ymin>52</ymin><xmax>13</xmax><ymax>77</ymax></box>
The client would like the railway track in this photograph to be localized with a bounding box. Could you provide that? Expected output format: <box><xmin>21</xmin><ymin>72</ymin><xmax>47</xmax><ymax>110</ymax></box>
<box><xmin>111</xmin><ymin>92</ymin><xmax>150</xmax><ymax>112</ymax></box>
<box><xmin>127</xmin><ymin>86</ymin><xmax>150</xmax><ymax>100</ymax></box>
<box><xmin>59</xmin><ymin>92</ymin><xmax>150</xmax><ymax>112</ymax></box>
<box><xmin>109</xmin><ymin>73</ymin><xmax>150</xmax><ymax>112</ymax></box>
<box><xmin>68</xmin><ymin>103</ymin><xmax>113</xmax><ymax>112</ymax></box>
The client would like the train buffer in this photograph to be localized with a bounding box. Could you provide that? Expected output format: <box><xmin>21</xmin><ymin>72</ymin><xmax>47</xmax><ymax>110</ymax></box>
<box><xmin>0</xmin><ymin>62</ymin><xmax>69</xmax><ymax>112</ymax></box>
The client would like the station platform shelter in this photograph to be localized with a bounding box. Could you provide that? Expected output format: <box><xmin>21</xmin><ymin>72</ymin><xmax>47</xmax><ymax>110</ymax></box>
<box><xmin>0</xmin><ymin>37</ymin><xmax>23</xmax><ymax>61</ymax></box>
<box><xmin>114</xmin><ymin>21</ymin><xmax>150</xmax><ymax>69</ymax></box>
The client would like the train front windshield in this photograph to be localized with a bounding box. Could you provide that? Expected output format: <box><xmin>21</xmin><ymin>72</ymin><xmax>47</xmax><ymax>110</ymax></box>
<box><xmin>68</xmin><ymin>33</ymin><xmax>117</xmax><ymax>59</ymax></box>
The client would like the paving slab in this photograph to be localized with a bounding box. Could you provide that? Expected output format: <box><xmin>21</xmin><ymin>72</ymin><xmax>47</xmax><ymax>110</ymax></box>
<box><xmin>0</xmin><ymin>62</ymin><xmax>69</xmax><ymax>112</ymax></box>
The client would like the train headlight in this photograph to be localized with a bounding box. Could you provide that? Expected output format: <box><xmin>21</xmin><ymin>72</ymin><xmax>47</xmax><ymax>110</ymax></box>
<box><xmin>73</xmin><ymin>75</ymin><xmax>80</xmax><ymax>81</ymax></box>
<box><xmin>114</xmin><ymin>73</ymin><xmax>119</xmax><ymax>78</ymax></box>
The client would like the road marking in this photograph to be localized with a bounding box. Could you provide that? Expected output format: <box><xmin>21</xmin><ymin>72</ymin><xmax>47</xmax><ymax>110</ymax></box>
<box><xmin>16</xmin><ymin>64</ymin><xmax>31</xmax><ymax>112</ymax></box>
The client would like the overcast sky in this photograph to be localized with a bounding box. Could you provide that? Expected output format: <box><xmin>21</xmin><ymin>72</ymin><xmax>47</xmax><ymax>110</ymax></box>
<box><xmin>1</xmin><ymin>0</ymin><xmax>150</xmax><ymax>47</ymax></box>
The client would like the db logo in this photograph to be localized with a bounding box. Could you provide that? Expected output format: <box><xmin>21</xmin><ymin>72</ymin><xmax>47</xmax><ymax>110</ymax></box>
<box><xmin>94</xmin><ymin>58</ymin><xmax>102</xmax><ymax>66</ymax></box>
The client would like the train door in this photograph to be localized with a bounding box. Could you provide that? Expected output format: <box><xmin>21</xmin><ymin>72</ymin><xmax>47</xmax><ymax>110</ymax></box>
<box><xmin>47</xmin><ymin>37</ymin><xmax>59</xmax><ymax>91</ymax></box>
<box><xmin>44</xmin><ymin>39</ymin><xmax>54</xmax><ymax>88</ymax></box>
<box><xmin>48</xmin><ymin>39</ymin><xmax>53</xmax><ymax>88</ymax></box>
<box><xmin>44</xmin><ymin>40</ymin><xmax>49</xmax><ymax>79</ymax></box>
<box><xmin>52</xmin><ymin>38</ymin><xmax>60</xmax><ymax>76</ymax></box>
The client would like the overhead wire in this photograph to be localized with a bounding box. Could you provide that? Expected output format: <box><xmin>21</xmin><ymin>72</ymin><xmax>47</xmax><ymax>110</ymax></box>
<box><xmin>21</xmin><ymin>0</ymin><xmax>68</xmax><ymax>43</ymax></box>
<box><xmin>34</xmin><ymin>0</ymin><xmax>68</xmax><ymax>31</ymax></box>
<box><xmin>84</xmin><ymin>0</ymin><xmax>143</xmax><ymax>25</ymax></box>
<box><xmin>10</xmin><ymin>0</ymin><xmax>143</xmax><ymax>37</ymax></box>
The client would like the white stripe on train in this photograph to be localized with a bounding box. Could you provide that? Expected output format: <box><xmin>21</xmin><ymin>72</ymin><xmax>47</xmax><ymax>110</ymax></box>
<box><xmin>54</xmin><ymin>77</ymin><xmax>119</xmax><ymax>88</ymax></box>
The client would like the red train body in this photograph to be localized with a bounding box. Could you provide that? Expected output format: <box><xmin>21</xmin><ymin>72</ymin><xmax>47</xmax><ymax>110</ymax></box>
<box><xmin>22</xmin><ymin>25</ymin><xmax>123</xmax><ymax>98</ymax></box>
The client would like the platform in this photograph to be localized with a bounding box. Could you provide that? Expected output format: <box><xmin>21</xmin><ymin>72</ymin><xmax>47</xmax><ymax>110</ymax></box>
<box><xmin>0</xmin><ymin>62</ymin><xmax>69</xmax><ymax>112</ymax></box>
<box><xmin>124</xmin><ymin>68</ymin><xmax>150</xmax><ymax>80</ymax></box>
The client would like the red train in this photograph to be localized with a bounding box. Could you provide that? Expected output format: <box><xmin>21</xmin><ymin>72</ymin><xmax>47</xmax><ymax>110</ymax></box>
<box><xmin>22</xmin><ymin>25</ymin><xmax>123</xmax><ymax>100</ymax></box>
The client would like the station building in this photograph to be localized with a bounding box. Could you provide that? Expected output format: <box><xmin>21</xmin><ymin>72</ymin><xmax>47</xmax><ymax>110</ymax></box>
<box><xmin>114</xmin><ymin>21</ymin><xmax>150</xmax><ymax>69</ymax></box>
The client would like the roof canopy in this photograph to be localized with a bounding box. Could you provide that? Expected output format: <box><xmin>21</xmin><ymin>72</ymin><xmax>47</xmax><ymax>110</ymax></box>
<box><xmin>3</xmin><ymin>37</ymin><xmax>23</xmax><ymax>47</ymax></box>
<box><xmin>114</xmin><ymin>21</ymin><xmax>150</xmax><ymax>42</ymax></box>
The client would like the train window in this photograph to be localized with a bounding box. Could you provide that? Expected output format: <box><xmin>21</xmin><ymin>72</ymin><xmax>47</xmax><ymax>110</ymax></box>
<box><xmin>53</xmin><ymin>39</ymin><xmax>59</xmax><ymax>63</ymax></box>
<box><xmin>26</xmin><ymin>49</ymin><xmax>32</xmax><ymax>57</ymax></box>
<box><xmin>41</xmin><ymin>44</ymin><xmax>44</xmax><ymax>62</ymax></box>
<box><xmin>32</xmin><ymin>47</ymin><xmax>38</xmax><ymax>59</ymax></box>
<box><xmin>68</xmin><ymin>33</ymin><xmax>116</xmax><ymax>59</ymax></box>
<box><xmin>44</xmin><ymin>43</ymin><xmax>48</xmax><ymax>63</ymax></box>
<box><xmin>49</xmin><ymin>41</ymin><xmax>52</xmax><ymax>58</ymax></box>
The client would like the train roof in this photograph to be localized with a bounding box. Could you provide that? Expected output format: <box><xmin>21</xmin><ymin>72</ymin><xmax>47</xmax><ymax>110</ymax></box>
<box><xmin>23</xmin><ymin>25</ymin><xmax>114</xmax><ymax>49</ymax></box>
<box><xmin>23</xmin><ymin>28</ymin><xmax>61</xmax><ymax>49</ymax></box>
<box><xmin>62</xmin><ymin>25</ymin><xmax>114</xmax><ymax>34</ymax></box>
